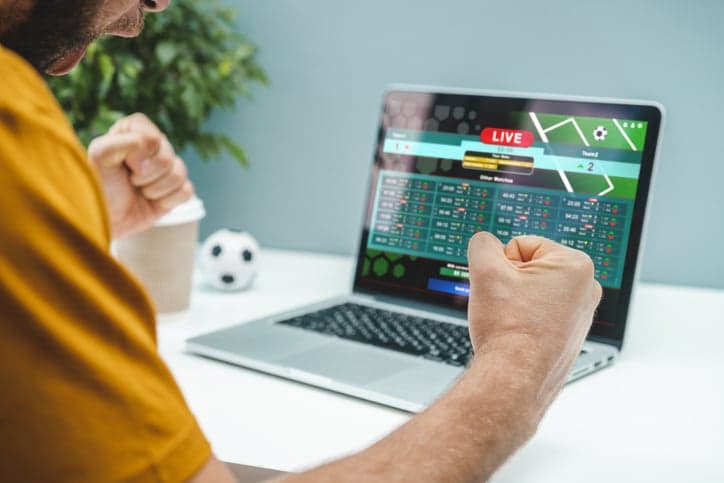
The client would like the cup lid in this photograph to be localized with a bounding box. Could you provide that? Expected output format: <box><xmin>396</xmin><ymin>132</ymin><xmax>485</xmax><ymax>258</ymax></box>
<box><xmin>154</xmin><ymin>196</ymin><xmax>206</xmax><ymax>227</ymax></box>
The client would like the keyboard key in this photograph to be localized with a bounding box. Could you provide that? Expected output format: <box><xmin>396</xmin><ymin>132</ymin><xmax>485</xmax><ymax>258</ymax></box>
<box><xmin>277</xmin><ymin>303</ymin><xmax>473</xmax><ymax>367</ymax></box>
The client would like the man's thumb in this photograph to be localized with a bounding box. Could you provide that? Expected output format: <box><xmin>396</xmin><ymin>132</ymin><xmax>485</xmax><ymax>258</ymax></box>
<box><xmin>467</xmin><ymin>232</ymin><xmax>510</xmax><ymax>277</ymax></box>
<box><xmin>88</xmin><ymin>132</ymin><xmax>144</xmax><ymax>169</ymax></box>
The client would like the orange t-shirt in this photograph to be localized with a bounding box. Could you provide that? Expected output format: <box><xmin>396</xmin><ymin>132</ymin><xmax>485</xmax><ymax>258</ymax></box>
<box><xmin>0</xmin><ymin>45</ymin><xmax>210</xmax><ymax>482</ymax></box>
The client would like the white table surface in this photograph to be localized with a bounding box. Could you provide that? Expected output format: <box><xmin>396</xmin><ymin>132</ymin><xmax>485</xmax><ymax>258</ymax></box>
<box><xmin>158</xmin><ymin>249</ymin><xmax>724</xmax><ymax>482</ymax></box>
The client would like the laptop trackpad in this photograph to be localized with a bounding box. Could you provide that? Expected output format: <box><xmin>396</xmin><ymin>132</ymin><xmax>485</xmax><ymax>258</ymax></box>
<box><xmin>276</xmin><ymin>344</ymin><xmax>414</xmax><ymax>385</ymax></box>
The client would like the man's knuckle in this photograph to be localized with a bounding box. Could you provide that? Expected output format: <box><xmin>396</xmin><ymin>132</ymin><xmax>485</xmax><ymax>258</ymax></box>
<box><xmin>171</xmin><ymin>165</ymin><xmax>186</xmax><ymax>184</ymax></box>
<box><xmin>176</xmin><ymin>158</ymin><xmax>188</xmax><ymax>177</ymax></box>
<box><xmin>576</xmin><ymin>253</ymin><xmax>595</xmax><ymax>276</ymax></box>
<box><xmin>183</xmin><ymin>181</ymin><xmax>195</xmax><ymax>197</ymax></box>
<box><xmin>561</xmin><ymin>249</ymin><xmax>592</xmax><ymax>274</ymax></box>
<box><xmin>87</xmin><ymin>140</ymin><xmax>101</xmax><ymax>158</ymax></box>
<box><xmin>151</xmin><ymin>148</ymin><xmax>172</xmax><ymax>170</ymax></box>
<box><xmin>177</xmin><ymin>164</ymin><xmax>189</xmax><ymax>181</ymax></box>
<box><xmin>594</xmin><ymin>281</ymin><xmax>603</xmax><ymax>299</ymax></box>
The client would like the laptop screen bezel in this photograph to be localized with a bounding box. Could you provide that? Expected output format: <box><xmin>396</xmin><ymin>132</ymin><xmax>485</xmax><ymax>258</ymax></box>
<box><xmin>352</xmin><ymin>86</ymin><xmax>663</xmax><ymax>349</ymax></box>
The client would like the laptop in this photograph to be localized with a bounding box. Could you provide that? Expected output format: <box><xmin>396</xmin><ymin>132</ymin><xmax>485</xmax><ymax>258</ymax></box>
<box><xmin>187</xmin><ymin>86</ymin><xmax>664</xmax><ymax>412</ymax></box>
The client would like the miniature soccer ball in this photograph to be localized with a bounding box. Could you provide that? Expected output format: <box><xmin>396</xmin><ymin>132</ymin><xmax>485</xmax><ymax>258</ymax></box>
<box><xmin>199</xmin><ymin>229</ymin><xmax>260</xmax><ymax>291</ymax></box>
<box><xmin>593</xmin><ymin>126</ymin><xmax>608</xmax><ymax>141</ymax></box>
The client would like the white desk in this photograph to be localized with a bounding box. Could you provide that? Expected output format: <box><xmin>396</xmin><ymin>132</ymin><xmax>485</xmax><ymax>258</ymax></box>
<box><xmin>158</xmin><ymin>249</ymin><xmax>724</xmax><ymax>482</ymax></box>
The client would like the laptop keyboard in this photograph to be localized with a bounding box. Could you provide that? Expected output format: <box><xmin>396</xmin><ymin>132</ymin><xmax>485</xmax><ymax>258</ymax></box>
<box><xmin>276</xmin><ymin>303</ymin><xmax>473</xmax><ymax>367</ymax></box>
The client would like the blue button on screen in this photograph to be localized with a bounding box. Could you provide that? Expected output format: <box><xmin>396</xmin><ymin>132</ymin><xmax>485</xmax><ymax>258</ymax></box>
<box><xmin>427</xmin><ymin>278</ymin><xmax>470</xmax><ymax>296</ymax></box>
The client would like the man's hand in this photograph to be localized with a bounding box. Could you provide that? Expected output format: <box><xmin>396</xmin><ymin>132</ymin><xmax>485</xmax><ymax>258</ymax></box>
<box><xmin>467</xmin><ymin>232</ymin><xmax>603</xmax><ymax>424</ymax></box>
<box><xmin>88</xmin><ymin>113</ymin><xmax>194</xmax><ymax>240</ymax></box>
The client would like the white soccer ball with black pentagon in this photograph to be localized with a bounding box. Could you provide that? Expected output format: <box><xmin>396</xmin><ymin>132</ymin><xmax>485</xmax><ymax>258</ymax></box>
<box><xmin>593</xmin><ymin>125</ymin><xmax>608</xmax><ymax>141</ymax></box>
<box><xmin>199</xmin><ymin>229</ymin><xmax>260</xmax><ymax>291</ymax></box>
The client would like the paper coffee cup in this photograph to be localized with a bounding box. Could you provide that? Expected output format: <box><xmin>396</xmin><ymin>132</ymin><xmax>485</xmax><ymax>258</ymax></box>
<box><xmin>115</xmin><ymin>196</ymin><xmax>205</xmax><ymax>315</ymax></box>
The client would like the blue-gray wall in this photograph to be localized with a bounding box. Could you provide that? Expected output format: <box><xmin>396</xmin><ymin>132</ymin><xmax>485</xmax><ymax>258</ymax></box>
<box><xmin>187</xmin><ymin>0</ymin><xmax>724</xmax><ymax>289</ymax></box>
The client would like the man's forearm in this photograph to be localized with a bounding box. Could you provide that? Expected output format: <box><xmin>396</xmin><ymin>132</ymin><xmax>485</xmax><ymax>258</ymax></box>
<box><xmin>196</xmin><ymin>233</ymin><xmax>599</xmax><ymax>483</ymax></box>
<box><xmin>275</xmin><ymin>345</ymin><xmax>538</xmax><ymax>483</ymax></box>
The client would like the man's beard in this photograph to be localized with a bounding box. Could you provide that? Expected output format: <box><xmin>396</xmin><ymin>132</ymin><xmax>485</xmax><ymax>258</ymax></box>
<box><xmin>0</xmin><ymin>0</ymin><xmax>104</xmax><ymax>72</ymax></box>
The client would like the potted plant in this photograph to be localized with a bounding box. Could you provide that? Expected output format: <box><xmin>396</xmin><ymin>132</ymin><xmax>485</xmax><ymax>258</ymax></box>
<box><xmin>48</xmin><ymin>0</ymin><xmax>267</xmax><ymax>167</ymax></box>
<box><xmin>48</xmin><ymin>0</ymin><xmax>268</xmax><ymax>313</ymax></box>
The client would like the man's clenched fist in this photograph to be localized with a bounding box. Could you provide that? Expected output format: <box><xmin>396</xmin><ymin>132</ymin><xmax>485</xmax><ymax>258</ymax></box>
<box><xmin>88</xmin><ymin>113</ymin><xmax>194</xmax><ymax>239</ymax></box>
<box><xmin>467</xmin><ymin>233</ymin><xmax>602</xmax><ymax>425</ymax></box>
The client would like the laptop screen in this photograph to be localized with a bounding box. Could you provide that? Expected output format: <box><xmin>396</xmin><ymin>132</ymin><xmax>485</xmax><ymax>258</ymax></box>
<box><xmin>353</xmin><ymin>88</ymin><xmax>662</xmax><ymax>346</ymax></box>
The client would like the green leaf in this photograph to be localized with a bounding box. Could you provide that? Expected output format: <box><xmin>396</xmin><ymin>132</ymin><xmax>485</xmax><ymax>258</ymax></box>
<box><xmin>220</xmin><ymin>136</ymin><xmax>249</xmax><ymax>167</ymax></box>
<box><xmin>234</xmin><ymin>43</ymin><xmax>255</xmax><ymax>61</ymax></box>
<box><xmin>97</xmin><ymin>53</ymin><xmax>115</xmax><ymax>99</ymax></box>
<box><xmin>155</xmin><ymin>41</ymin><xmax>177</xmax><ymax>66</ymax></box>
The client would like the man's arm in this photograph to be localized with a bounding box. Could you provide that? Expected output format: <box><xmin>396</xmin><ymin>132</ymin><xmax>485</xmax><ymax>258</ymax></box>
<box><xmin>192</xmin><ymin>233</ymin><xmax>602</xmax><ymax>483</ymax></box>
<box><xmin>188</xmin><ymin>348</ymin><xmax>534</xmax><ymax>483</ymax></box>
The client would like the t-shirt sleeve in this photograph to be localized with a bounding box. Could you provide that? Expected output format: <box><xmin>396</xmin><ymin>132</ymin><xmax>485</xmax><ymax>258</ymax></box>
<box><xmin>0</xmin><ymin>45</ymin><xmax>212</xmax><ymax>483</ymax></box>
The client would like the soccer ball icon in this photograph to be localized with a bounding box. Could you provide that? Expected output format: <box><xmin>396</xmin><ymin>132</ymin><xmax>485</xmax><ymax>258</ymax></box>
<box><xmin>199</xmin><ymin>229</ymin><xmax>260</xmax><ymax>291</ymax></box>
<box><xmin>593</xmin><ymin>126</ymin><xmax>608</xmax><ymax>141</ymax></box>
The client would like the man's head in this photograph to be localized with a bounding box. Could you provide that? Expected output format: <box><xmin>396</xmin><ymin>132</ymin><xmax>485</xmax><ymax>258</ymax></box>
<box><xmin>0</xmin><ymin>0</ymin><xmax>169</xmax><ymax>75</ymax></box>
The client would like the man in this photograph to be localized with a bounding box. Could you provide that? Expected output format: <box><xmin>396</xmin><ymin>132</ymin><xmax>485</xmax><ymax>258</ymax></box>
<box><xmin>0</xmin><ymin>1</ymin><xmax>602</xmax><ymax>481</ymax></box>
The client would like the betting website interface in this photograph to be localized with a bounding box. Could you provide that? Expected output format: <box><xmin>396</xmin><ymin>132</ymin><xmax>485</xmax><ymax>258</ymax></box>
<box><xmin>355</xmin><ymin>93</ymin><xmax>652</xmax><ymax>332</ymax></box>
